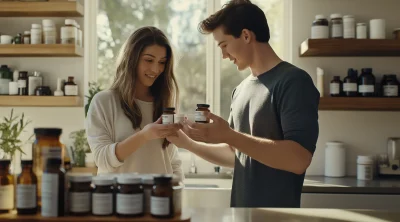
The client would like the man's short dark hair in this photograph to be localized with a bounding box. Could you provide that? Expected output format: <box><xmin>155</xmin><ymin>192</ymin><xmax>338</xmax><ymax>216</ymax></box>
<box><xmin>198</xmin><ymin>0</ymin><xmax>270</xmax><ymax>43</ymax></box>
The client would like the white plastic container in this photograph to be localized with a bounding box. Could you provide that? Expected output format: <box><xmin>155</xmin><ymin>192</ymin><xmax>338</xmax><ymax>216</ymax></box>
<box><xmin>370</xmin><ymin>19</ymin><xmax>386</xmax><ymax>39</ymax></box>
<box><xmin>357</xmin><ymin>23</ymin><xmax>367</xmax><ymax>39</ymax></box>
<box><xmin>325</xmin><ymin>142</ymin><xmax>346</xmax><ymax>177</ymax></box>
<box><xmin>343</xmin><ymin>15</ymin><xmax>355</xmax><ymax>39</ymax></box>
<box><xmin>357</xmin><ymin>155</ymin><xmax>374</xmax><ymax>180</ymax></box>
<box><xmin>30</xmin><ymin>24</ymin><xmax>42</xmax><ymax>44</ymax></box>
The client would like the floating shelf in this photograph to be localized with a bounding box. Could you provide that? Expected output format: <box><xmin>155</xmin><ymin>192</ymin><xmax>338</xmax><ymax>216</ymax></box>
<box><xmin>319</xmin><ymin>97</ymin><xmax>400</xmax><ymax>111</ymax></box>
<box><xmin>0</xmin><ymin>44</ymin><xmax>83</xmax><ymax>57</ymax></box>
<box><xmin>0</xmin><ymin>0</ymin><xmax>83</xmax><ymax>17</ymax></box>
<box><xmin>300</xmin><ymin>39</ymin><xmax>400</xmax><ymax>57</ymax></box>
<box><xmin>0</xmin><ymin>96</ymin><xmax>82</xmax><ymax>107</ymax></box>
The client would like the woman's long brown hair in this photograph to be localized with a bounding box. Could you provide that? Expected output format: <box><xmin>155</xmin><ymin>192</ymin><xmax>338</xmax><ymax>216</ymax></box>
<box><xmin>110</xmin><ymin>26</ymin><xmax>179</xmax><ymax>148</ymax></box>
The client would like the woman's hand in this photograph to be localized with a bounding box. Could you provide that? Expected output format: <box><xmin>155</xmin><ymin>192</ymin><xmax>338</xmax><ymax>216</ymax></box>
<box><xmin>141</xmin><ymin>117</ymin><xmax>182</xmax><ymax>141</ymax></box>
<box><xmin>167</xmin><ymin>129</ymin><xmax>195</xmax><ymax>150</ymax></box>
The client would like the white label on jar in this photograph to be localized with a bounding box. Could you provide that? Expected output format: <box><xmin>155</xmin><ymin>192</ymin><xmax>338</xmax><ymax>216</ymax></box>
<box><xmin>384</xmin><ymin>85</ymin><xmax>398</xmax><ymax>97</ymax></box>
<box><xmin>23</xmin><ymin>37</ymin><xmax>30</xmax><ymax>44</ymax></box>
<box><xmin>359</xmin><ymin>85</ymin><xmax>374</xmax><ymax>93</ymax></box>
<box><xmin>0</xmin><ymin>185</ymin><xmax>14</xmax><ymax>210</ymax></box>
<box><xmin>343</xmin><ymin>83</ymin><xmax>357</xmax><ymax>92</ymax></box>
<box><xmin>311</xmin><ymin>26</ymin><xmax>329</xmax><ymax>39</ymax></box>
<box><xmin>332</xmin><ymin>24</ymin><xmax>343</xmax><ymax>38</ymax></box>
<box><xmin>330</xmin><ymin>83</ymin><xmax>340</xmax><ymax>95</ymax></box>
<box><xmin>92</xmin><ymin>193</ymin><xmax>113</xmax><ymax>215</ymax></box>
<box><xmin>41</xmin><ymin>173</ymin><xmax>58</xmax><ymax>217</ymax></box>
<box><xmin>61</xmin><ymin>27</ymin><xmax>75</xmax><ymax>39</ymax></box>
<box><xmin>151</xmin><ymin>196</ymin><xmax>170</xmax><ymax>216</ymax></box>
<box><xmin>17</xmin><ymin>184</ymin><xmax>36</xmax><ymax>209</ymax></box>
<box><xmin>195</xmin><ymin>111</ymin><xmax>207</xmax><ymax>122</ymax></box>
<box><xmin>69</xmin><ymin>192</ymin><xmax>90</xmax><ymax>213</ymax></box>
<box><xmin>357</xmin><ymin>26</ymin><xmax>367</xmax><ymax>39</ymax></box>
<box><xmin>162</xmin><ymin>114</ymin><xmax>174</xmax><ymax>125</ymax></box>
<box><xmin>116</xmin><ymin>193</ymin><xmax>143</xmax><ymax>215</ymax></box>
<box><xmin>144</xmin><ymin>188</ymin><xmax>151</xmax><ymax>213</ymax></box>
<box><xmin>357</xmin><ymin>164</ymin><xmax>373</xmax><ymax>180</ymax></box>
<box><xmin>65</xmin><ymin>85</ymin><xmax>78</xmax><ymax>96</ymax></box>
<box><xmin>344</xmin><ymin>19</ymin><xmax>355</xmax><ymax>38</ymax></box>
<box><xmin>18</xmin><ymin>79</ymin><xmax>26</xmax><ymax>88</ymax></box>
<box><xmin>42</xmin><ymin>147</ymin><xmax>62</xmax><ymax>167</ymax></box>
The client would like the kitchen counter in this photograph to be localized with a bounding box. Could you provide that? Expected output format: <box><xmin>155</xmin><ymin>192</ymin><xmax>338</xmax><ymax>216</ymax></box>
<box><xmin>2</xmin><ymin>208</ymin><xmax>400</xmax><ymax>222</ymax></box>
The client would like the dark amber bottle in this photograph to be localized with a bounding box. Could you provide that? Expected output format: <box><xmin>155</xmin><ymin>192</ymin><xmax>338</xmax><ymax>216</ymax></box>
<box><xmin>0</xmin><ymin>160</ymin><xmax>14</xmax><ymax>214</ymax></box>
<box><xmin>151</xmin><ymin>175</ymin><xmax>174</xmax><ymax>218</ymax></box>
<box><xmin>17</xmin><ymin>160</ymin><xmax>38</xmax><ymax>215</ymax></box>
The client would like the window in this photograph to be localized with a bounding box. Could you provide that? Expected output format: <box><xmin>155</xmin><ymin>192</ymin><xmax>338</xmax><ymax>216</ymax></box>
<box><xmin>95</xmin><ymin>0</ymin><xmax>287</xmax><ymax>118</ymax></box>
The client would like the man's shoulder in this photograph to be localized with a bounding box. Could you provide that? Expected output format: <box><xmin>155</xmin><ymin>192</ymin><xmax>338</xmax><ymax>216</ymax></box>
<box><xmin>277</xmin><ymin>62</ymin><xmax>312</xmax><ymax>84</ymax></box>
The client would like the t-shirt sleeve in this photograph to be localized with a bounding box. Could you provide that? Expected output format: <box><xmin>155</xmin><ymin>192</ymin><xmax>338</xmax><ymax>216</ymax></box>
<box><xmin>228</xmin><ymin>87</ymin><xmax>237</xmax><ymax>129</ymax></box>
<box><xmin>277</xmin><ymin>70</ymin><xmax>320</xmax><ymax>155</ymax></box>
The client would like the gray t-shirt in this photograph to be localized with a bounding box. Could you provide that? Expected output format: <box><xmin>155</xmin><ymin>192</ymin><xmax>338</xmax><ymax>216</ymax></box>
<box><xmin>229</xmin><ymin>61</ymin><xmax>319</xmax><ymax>208</ymax></box>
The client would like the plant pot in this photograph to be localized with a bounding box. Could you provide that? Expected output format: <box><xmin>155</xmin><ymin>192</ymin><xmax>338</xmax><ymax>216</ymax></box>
<box><xmin>73</xmin><ymin>150</ymin><xmax>86</xmax><ymax>167</ymax></box>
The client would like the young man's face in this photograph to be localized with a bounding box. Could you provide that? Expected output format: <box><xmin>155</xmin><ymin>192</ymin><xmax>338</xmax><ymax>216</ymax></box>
<box><xmin>213</xmin><ymin>26</ymin><xmax>251</xmax><ymax>71</ymax></box>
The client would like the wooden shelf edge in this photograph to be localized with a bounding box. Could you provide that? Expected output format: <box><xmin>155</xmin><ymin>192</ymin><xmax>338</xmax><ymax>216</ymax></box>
<box><xmin>319</xmin><ymin>97</ymin><xmax>400</xmax><ymax>111</ymax></box>
<box><xmin>0</xmin><ymin>96</ymin><xmax>82</xmax><ymax>107</ymax></box>
<box><xmin>0</xmin><ymin>44</ymin><xmax>83</xmax><ymax>57</ymax></box>
<box><xmin>0</xmin><ymin>1</ymin><xmax>84</xmax><ymax>17</ymax></box>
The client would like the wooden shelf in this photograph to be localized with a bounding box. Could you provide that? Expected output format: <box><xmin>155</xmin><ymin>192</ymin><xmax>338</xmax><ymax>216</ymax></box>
<box><xmin>0</xmin><ymin>96</ymin><xmax>82</xmax><ymax>107</ymax></box>
<box><xmin>319</xmin><ymin>97</ymin><xmax>400</xmax><ymax>111</ymax></box>
<box><xmin>0</xmin><ymin>44</ymin><xmax>83</xmax><ymax>57</ymax></box>
<box><xmin>0</xmin><ymin>0</ymin><xmax>83</xmax><ymax>17</ymax></box>
<box><xmin>300</xmin><ymin>39</ymin><xmax>400</xmax><ymax>57</ymax></box>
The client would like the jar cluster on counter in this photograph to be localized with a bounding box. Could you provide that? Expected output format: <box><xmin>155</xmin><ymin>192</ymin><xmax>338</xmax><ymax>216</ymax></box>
<box><xmin>311</xmin><ymin>14</ymin><xmax>398</xmax><ymax>40</ymax></box>
<box><xmin>0</xmin><ymin>65</ymin><xmax>78</xmax><ymax>96</ymax></box>
<box><xmin>330</xmin><ymin>68</ymin><xmax>400</xmax><ymax>97</ymax></box>
<box><xmin>161</xmin><ymin>104</ymin><xmax>211</xmax><ymax>124</ymax></box>
<box><xmin>0</xmin><ymin>158</ymin><xmax>183</xmax><ymax>218</ymax></box>
<box><xmin>0</xmin><ymin>19</ymin><xmax>82</xmax><ymax>46</ymax></box>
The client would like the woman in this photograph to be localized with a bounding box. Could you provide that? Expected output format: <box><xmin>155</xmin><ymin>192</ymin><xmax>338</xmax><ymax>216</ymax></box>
<box><xmin>86</xmin><ymin>26</ymin><xmax>184</xmax><ymax>181</ymax></box>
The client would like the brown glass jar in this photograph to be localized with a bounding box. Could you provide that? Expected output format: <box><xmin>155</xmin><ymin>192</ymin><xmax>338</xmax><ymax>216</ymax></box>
<box><xmin>162</xmin><ymin>108</ymin><xmax>176</xmax><ymax>125</ymax></box>
<box><xmin>68</xmin><ymin>173</ymin><xmax>92</xmax><ymax>216</ymax></box>
<box><xmin>64</xmin><ymin>76</ymin><xmax>78</xmax><ymax>96</ymax></box>
<box><xmin>151</xmin><ymin>175</ymin><xmax>173</xmax><ymax>218</ymax></box>
<box><xmin>116</xmin><ymin>175</ymin><xmax>144</xmax><ymax>217</ymax></box>
<box><xmin>382</xmin><ymin>74</ymin><xmax>399</xmax><ymax>97</ymax></box>
<box><xmin>17</xmin><ymin>160</ymin><xmax>38</xmax><ymax>215</ymax></box>
<box><xmin>343</xmin><ymin>69</ymin><xmax>358</xmax><ymax>97</ymax></box>
<box><xmin>311</xmin><ymin>15</ymin><xmax>329</xmax><ymax>39</ymax></box>
<box><xmin>330</xmin><ymin>76</ymin><xmax>342</xmax><ymax>97</ymax></box>
<box><xmin>92</xmin><ymin>176</ymin><xmax>114</xmax><ymax>216</ymax></box>
<box><xmin>195</xmin><ymin>104</ymin><xmax>210</xmax><ymax>123</ymax></box>
<box><xmin>41</xmin><ymin>158</ymin><xmax>65</xmax><ymax>217</ymax></box>
<box><xmin>18</xmin><ymin>71</ymin><xmax>28</xmax><ymax>95</ymax></box>
<box><xmin>330</xmin><ymin>14</ymin><xmax>343</xmax><ymax>39</ymax></box>
<box><xmin>358</xmin><ymin>68</ymin><xmax>376</xmax><ymax>97</ymax></box>
<box><xmin>33</xmin><ymin>128</ymin><xmax>63</xmax><ymax>208</ymax></box>
<box><xmin>0</xmin><ymin>160</ymin><xmax>14</xmax><ymax>214</ymax></box>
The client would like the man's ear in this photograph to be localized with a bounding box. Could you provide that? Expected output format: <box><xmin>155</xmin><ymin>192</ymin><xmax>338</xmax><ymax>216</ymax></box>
<box><xmin>242</xmin><ymin>29</ymin><xmax>252</xmax><ymax>43</ymax></box>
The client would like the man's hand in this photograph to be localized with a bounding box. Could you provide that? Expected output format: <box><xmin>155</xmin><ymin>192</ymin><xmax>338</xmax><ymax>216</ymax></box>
<box><xmin>182</xmin><ymin>112</ymin><xmax>233</xmax><ymax>144</ymax></box>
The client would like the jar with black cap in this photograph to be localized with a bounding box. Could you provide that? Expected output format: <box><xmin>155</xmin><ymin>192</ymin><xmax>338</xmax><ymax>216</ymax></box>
<box><xmin>162</xmin><ymin>108</ymin><xmax>175</xmax><ymax>125</ymax></box>
<box><xmin>92</xmin><ymin>176</ymin><xmax>115</xmax><ymax>216</ymax></box>
<box><xmin>195</xmin><ymin>104</ymin><xmax>210</xmax><ymax>123</ymax></box>
<box><xmin>330</xmin><ymin>76</ymin><xmax>342</xmax><ymax>97</ymax></box>
<box><xmin>151</xmin><ymin>175</ymin><xmax>174</xmax><ymax>218</ymax></box>
<box><xmin>68</xmin><ymin>173</ymin><xmax>92</xmax><ymax>216</ymax></box>
<box><xmin>358</xmin><ymin>68</ymin><xmax>376</xmax><ymax>97</ymax></box>
<box><xmin>41</xmin><ymin>158</ymin><xmax>66</xmax><ymax>217</ymax></box>
<box><xmin>17</xmin><ymin>160</ymin><xmax>37</xmax><ymax>215</ymax></box>
<box><xmin>116</xmin><ymin>175</ymin><xmax>144</xmax><ymax>217</ymax></box>
<box><xmin>343</xmin><ymin>68</ymin><xmax>358</xmax><ymax>97</ymax></box>
<box><xmin>0</xmin><ymin>160</ymin><xmax>14</xmax><ymax>214</ymax></box>
<box><xmin>382</xmin><ymin>74</ymin><xmax>399</xmax><ymax>97</ymax></box>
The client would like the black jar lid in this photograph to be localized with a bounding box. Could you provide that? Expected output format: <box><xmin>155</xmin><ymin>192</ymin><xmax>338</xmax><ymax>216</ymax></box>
<box><xmin>154</xmin><ymin>175</ymin><xmax>172</xmax><ymax>185</ymax></box>
<box><xmin>197</xmin><ymin>104</ymin><xmax>210</xmax><ymax>108</ymax></box>
<box><xmin>34</xmin><ymin>128</ymin><xmax>62</xmax><ymax>137</ymax></box>
<box><xmin>164</xmin><ymin>107</ymin><xmax>175</xmax><ymax>112</ymax></box>
<box><xmin>21</xmin><ymin>160</ymin><xmax>33</xmax><ymax>166</ymax></box>
<box><xmin>46</xmin><ymin>158</ymin><xmax>62</xmax><ymax>166</ymax></box>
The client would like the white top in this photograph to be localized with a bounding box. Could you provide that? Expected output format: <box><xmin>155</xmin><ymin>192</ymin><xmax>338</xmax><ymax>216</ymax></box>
<box><xmin>85</xmin><ymin>90</ymin><xmax>184</xmax><ymax>182</ymax></box>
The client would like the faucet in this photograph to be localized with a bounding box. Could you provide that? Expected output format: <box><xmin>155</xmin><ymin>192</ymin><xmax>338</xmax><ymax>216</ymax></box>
<box><xmin>189</xmin><ymin>153</ymin><xmax>197</xmax><ymax>174</ymax></box>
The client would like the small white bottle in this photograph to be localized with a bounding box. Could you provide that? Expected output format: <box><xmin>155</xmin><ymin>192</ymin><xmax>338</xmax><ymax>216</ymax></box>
<box><xmin>61</xmin><ymin>19</ymin><xmax>76</xmax><ymax>44</ymax></box>
<box><xmin>357</xmin><ymin>155</ymin><xmax>374</xmax><ymax>180</ymax></box>
<box><xmin>357</xmin><ymin>23</ymin><xmax>367</xmax><ymax>39</ymax></box>
<box><xmin>28</xmin><ymin>71</ymin><xmax>43</xmax><ymax>96</ymax></box>
<box><xmin>343</xmin><ymin>15</ymin><xmax>355</xmax><ymax>39</ymax></box>
<box><xmin>30</xmin><ymin>24</ymin><xmax>42</xmax><ymax>44</ymax></box>
<box><xmin>42</xmin><ymin>19</ymin><xmax>56</xmax><ymax>44</ymax></box>
<box><xmin>54</xmin><ymin>78</ymin><xmax>64</xmax><ymax>96</ymax></box>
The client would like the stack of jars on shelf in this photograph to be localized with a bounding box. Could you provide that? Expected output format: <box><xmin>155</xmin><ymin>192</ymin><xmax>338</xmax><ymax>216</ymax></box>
<box><xmin>330</xmin><ymin>68</ymin><xmax>400</xmax><ymax>97</ymax></box>
<box><xmin>0</xmin><ymin>158</ymin><xmax>183</xmax><ymax>218</ymax></box>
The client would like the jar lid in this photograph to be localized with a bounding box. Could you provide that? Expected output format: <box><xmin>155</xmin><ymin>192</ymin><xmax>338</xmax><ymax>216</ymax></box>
<box><xmin>197</xmin><ymin>104</ymin><xmax>210</xmax><ymax>108</ymax></box>
<box><xmin>31</xmin><ymin>24</ymin><xmax>42</xmax><ymax>29</ymax></box>
<box><xmin>357</xmin><ymin>155</ymin><xmax>374</xmax><ymax>164</ymax></box>
<box><xmin>24</xmin><ymin>31</ymin><xmax>30</xmax><ymax>34</ymax></box>
<box><xmin>21</xmin><ymin>160</ymin><xmax>33</xmax><ymax>165</ymax></box>
<box><xmin>65</xmin><ymin>19</ymin><xmax>75</xmax><ymax>26</ymax></box>
<box><xmin>42</xmin><ymin>19</ymin><xmax>55</xmax><ymax>27</ymax></box>
<box><xmin>164</xmin><ymin>107</ymin><xmax>175</xmax><ymax>112</ymax></box>
<box><xmin>343</xmin><ymin>15</ymin><xmax>354</xmax><ymax>19</ymax></box>
<box><xmin>326</xmin><ymin>141</ymin><xmax>344</xmax><ymax>147</ymax></box>
<box><xmin>141</xmin><ymin>175</ymin><xmax>155</xmax><ymax>185</ymax></box>
<box><xmin>315</xmin><ymin>15</ymin><xmax>326</xmax><ymax>20</ymax></box>
<box><xmin>0</xmin><ymin>160</ymin><xmax>11</xmax><ymax>166</ymax></box>
<box><xmin>357</xmin><ymin>23</ymin><xmax>367</xmax><ymax>26</ymax></box>
<box><xmin>68</xmin><ymin>173</ymin><xmax>93</xmax><ymax>183</ymax></box>
<box><xmin>34</xmin><ymin>128</ymin><xmax>62</xmax><ymax>137</ymax></box>
<box><xmin>117</xmin><ymin>175</ymin><xmax>142</xmax><ymax>184</ymax></box>
<box><xmin>92</xmin><ymin>176</ymin><xmax>114</xmax><ymax>186</ymax></box>
<box><xmin>46</xmin><ymin>158</ymin><xmax>62</xmax><ymax>166</ymax></box>
<box><xmin>154</xmin><ymin>175</ymin><xmax>172</xmax><ymax>184</ymax></box>
<box><xmin>330</xmin><ymin>14</ymin><xmax>342</xmax><ymax>19</ymax></box>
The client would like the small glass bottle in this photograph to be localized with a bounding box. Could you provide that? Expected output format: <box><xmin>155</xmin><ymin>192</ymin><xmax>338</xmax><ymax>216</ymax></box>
<box><xmin>382</xmin><ymin>74</ymin><xmax>399</xmax><ymax>97</ymax></box>
<box><xmin>17</xmin><ymin>160</ymin><xmax>38</xmax><ymax>215</ymax></box>
<box><xmin>358</xmin><ymin>68</ymin><xmax>376</xmax><ymax>97</ymax></box>
<box><xmin>330</xmin><ymin>76</ymin><xmax>342</xmax><ymax>97</ymax></box>
<box><xmin>68</xmin><ymin>173</ymin><xmax>92</xmax><ymax>216</ymax></box>
<box><xmin>92</xmin><ymin>176</ymin><xmax>115</xmax><ymax>216</ymax></box>
<box><xmin>162</xmin><ymin>108</ymin><xmax>176</xmax><ymax>125</ymax></box>
<box><xmin>343</xmin><ymin>69</ymin><xmax>358</xmax><ymax>97</ymax></box>
<box><xmin>23</xmin><ymin>31</ymin><xmax>31</xmax><ymax>44</ymax></box>
<box><xmin>311</xmin><ymin>15</ymin><xmax>329</xmax><ymax>39</ymax></box>
<box><xmin>195</xmin><ymin>104</ymin><xmax>210</xmax><ymax>123</ymax></box>
<box><xmin>61</xmin><ymin>19</ymin><xmax>76</xmax><ymax>44</ymax></box>
<box><xmin>116</xmin><ymin>175</ymin><xmax>144</xmax><ymax>217</ymax></box>
<box><xmin>18</xmin><ymin>71</ymin><xmax>28</xmax><ymax>95</ymax></box>
<box><xmin>14</xmin><ymin>33</ymin><xmax>23</xmax><ymax>44</ymax></box>
<box><xmin>41</xmin><ymin>158</ymin><xmax>66</xmax><ymax>217</ymax></box>
<box><xmin>64</xmin><ymin>76</ymin><xmax>78</xmax><ymax>96</ymax></box>
<box><xmin>330</xmin><ymin>14</ymin><xmax>343</xmax><ymax>39</ymax></box>
<box><xmin>151</xmin><ymin>175</ymin><xmax>174</xmax><ymax>218</ymax></box>
<box><xmin>0</xmin><ymin>160</ymin><xmax>14</xmax><ymax>214</ymax></box>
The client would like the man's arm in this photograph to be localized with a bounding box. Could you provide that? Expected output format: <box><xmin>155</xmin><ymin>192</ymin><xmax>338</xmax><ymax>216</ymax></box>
<box><xmin>187</xmin><ymin>142</ymin><xmax>235</xmax><ymax>168</ymax></box>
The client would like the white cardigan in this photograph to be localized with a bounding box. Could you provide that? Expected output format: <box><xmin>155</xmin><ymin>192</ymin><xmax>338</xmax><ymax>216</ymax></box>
<box><xmin>85</xmin><ymin>90</ymin><xmax>184</xmax><ymax>181</ymax></box>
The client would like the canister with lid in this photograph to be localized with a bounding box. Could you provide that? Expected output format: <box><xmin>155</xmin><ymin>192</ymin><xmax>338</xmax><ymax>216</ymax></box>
<box><xmin>68</xmin><ymin>173</ymin><xmax>92</xmax><ymax>216</ymax></box>
<box><xmin>92</xmin><ymin>176</ymin><xmax>114</xmax><ymax>216</ymax></box>
<box><xmin>116</xmin><ymin>175</ymin><xmax>144</xmax><ymax>217</ymax></box>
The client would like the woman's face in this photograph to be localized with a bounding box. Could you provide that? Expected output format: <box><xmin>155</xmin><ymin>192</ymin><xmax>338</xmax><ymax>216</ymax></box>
<box><xmin>136</xmin><ymin>44</ymin><xmax>167</xmax><ymax>88</ymax></box>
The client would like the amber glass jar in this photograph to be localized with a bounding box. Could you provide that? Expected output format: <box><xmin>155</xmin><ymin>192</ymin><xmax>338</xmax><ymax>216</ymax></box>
<box><xmin>195</xmin><ymin>104</ymin><xmax>210</xmax><ymax>123</ymax></box>
<box><xmin>92</xmin><ymin>176</ymin><xmax>114</xmax><ymax>216</ymax></box>
<box><xmin>116</xmin><ymin>175</ymin><xmax>144</xmax><ymax>217</ymax></box>
<box><xmin>17</xmin><ymin>160</ymin><xmax>38</xmax><ymax>215</ymax></box>
<box><xmin>358</xmin><ymin>68</ymin><xmax>376</xmax><ymax>97</ymax></box>
<box><xmin>162</xmin><ymin>108</ymin><xmax>176</xmax><ymax>125</ymax></box>
<box><xmin>33</xmin><ymin>128</ymin><xmax>63</xmax><ymax>207</ymax></box>
<box><xmin>151</xmin><ymin>175</ymin><xmax>173</xmax><ymax>218</ymax></box>
<box><xmin>41</xmin><ymin>158</ymin><xmax>65</xmax><ymax>217</ymax></box>
<box><xmin>382</xmin><ymin>74</ymin><xmax>399</xmax><ymax>97</ymax></box>
<box><xmin>68</xmin><ymin>173</ymin><xmax>92</xmax><ymax>216</ymax></box>
<box><xmin>0</xmin><ymin>160</ymin><xmax>14</xmax><ymax>214</ymax></box>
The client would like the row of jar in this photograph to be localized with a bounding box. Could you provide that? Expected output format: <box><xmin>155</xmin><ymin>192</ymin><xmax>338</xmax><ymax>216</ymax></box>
<box><xmin>0</xmin><ymin>158</ymin><xmax>182</xmax><ymax>218</ymax></box>
<box><xmin>0</xmin><ymin>19</ymin><xmax>82</xmax><ymax>46</ymax></box>
<box><xmin>311</xmin><ymin>14</ymin><xmax>399</xmax><ymax>40</ymax></box>
<box><xmin>161</xmin><ymin>104</ymin><xmax>211</xmax><ymax>125</ymax></box>
<box><xmin>329</xmin><ymin>68</ymin><xmax>400</xmax><ymax>97</ymax></box>
<box><xmin>0</xmin><ymin>65</ymin><xmax>79</xmax><ymax>96</ymax></box>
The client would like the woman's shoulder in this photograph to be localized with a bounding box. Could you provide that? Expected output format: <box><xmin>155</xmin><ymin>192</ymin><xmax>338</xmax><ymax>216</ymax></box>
<box><xmin>92</xmin><ymin>89</ymin><xmax>119</xmax><ymax>107</ymax></box>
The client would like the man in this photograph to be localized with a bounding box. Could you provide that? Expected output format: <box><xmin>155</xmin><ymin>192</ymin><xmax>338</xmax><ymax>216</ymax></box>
<box><xmin>167</xmin><ymin>0</ymin><xmax>319</xmax><ymax>208</ymax></box>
